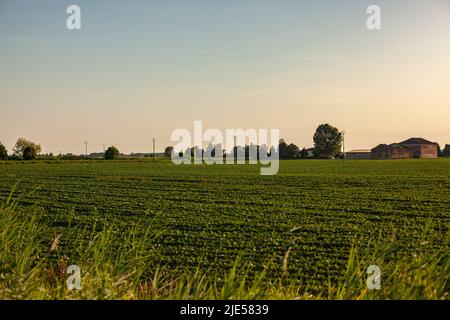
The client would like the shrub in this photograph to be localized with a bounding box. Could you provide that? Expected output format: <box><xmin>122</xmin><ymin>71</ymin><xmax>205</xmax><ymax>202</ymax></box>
<box><xmin>8</xmin><ymin>154</ymin><xmax>20</xmax><ymax>161</ymax></box>
<box><xmin>23</xmin><ymin>147</ymin><xmax>37</xmax><ymax>160</ymax></box>
<box><xmin>105</xmin><ymin>146</ymin><xmax>120</xmax><ymax>160</ymax></box>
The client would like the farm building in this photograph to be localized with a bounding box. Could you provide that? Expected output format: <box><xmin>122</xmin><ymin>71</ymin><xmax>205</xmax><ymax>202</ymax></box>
<box><xmin>371</xmin><ymin>137</ymin><xmax>438</xmax><ymax>159</ymax></box>
<box><xmin>371</xmin><ymin>144</ymin><xmax>412</xmax><ymax>159</ymax></box>
<box><xmin>345</xmin><ymin>149</ymin><xmax>371</xmax><ymax>159</ymax></box>
<box><xmin>398</xmin><ymin>138</ymin><xmax>438</xmax><ymax>158</ymax></box>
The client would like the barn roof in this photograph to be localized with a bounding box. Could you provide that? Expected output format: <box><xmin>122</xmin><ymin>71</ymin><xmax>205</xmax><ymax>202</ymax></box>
<box><xmin>372</xmin><ymin>143</ymin><xmax>411</xmax><ymax>151</ymax></box>
<box><xmin>399</xmin><ymin>138</ymin><xmax>434</xmax><ymax>145</ymax></box>
<box><xmin>389</xmin><ymin>143</ymin><xmax>410</xmax><ymax>149</ymax></box>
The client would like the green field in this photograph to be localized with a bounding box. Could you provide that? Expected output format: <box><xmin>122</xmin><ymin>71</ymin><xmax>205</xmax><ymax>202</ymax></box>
<box><xmin>0</xmin><ymin>159</ymin><xmax>449</xmax><ymax>299</ymax></box>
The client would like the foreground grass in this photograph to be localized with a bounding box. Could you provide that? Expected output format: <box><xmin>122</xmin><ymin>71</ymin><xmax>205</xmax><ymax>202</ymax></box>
<box><xmin>1</xmin><ymin>196</ymin><xmax>448</xmax><ymax>300</ymax></box>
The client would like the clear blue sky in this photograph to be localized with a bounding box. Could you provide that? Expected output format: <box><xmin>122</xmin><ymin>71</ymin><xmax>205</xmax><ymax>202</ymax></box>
<box><xmin>1</xmin><ymin>0</ymin><xmax>449</xmax><ymax>154</ymax></box>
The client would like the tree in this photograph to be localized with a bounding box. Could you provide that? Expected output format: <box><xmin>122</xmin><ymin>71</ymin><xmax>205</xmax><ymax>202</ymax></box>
<box><xmin>300</xmin><ymin>147</ymin><xmax>309</xmax><ymax>159</ymax></box>
<box><xmin>190</xmin><ymin>146</ymin><xmax>203</xmax><ymax>160</ymax></box>
<box><xmin>313</xmin><ymin>124</ymin><xmax>343</xmax><ymax>159</ymax></box>
<box><xmin>278</xmin><ymin>139</ymin><xmax>288</xmax><ymax>159</ymax></box>
<box><xmin>104</xmin><ymin>146</ymin><xmax>120</xmax><ymax>160</ymax></box>
<box><xmin>205</xmin><ymin>143</ymin><xmax>221</xmax><ymax>159</ymax></box>
<box><xmin>443</xmin><ymin>144</ymin><xmax>450</xmax><ymax>157</ymax></box>
<box><xmin>23</xmin><ymin>146</ymin><xmax>37</xmax><ymax>160</ymax></box>
<box><xmin>286</xmin><ymin>143</ymin><xmax>300</xmax><ymax>159</ymax></box>
<box><xmin>278</xmin><ymin>139</ymin><xmax>300</xmax><ymax>159</ymax></box>
<box><xmin>0</xmin><ymin>142</ymin><xmax>8</xmax><ymax>160</ymax></box>
<box><xmin>164</xmin><ymin>146</ymin><xmax>174</xmax><ymax>158</ymax></box>
<box><xmin>13</xmin><ymin>138</ymin><xmax>41</xmax><ymax>157</ymax></box>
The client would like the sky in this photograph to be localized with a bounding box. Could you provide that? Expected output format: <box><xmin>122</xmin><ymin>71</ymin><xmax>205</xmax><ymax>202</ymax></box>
<box><xmin>1</xmin><ymin>0</ymin><xmax>449</xmax><ymax>154</ymax></box>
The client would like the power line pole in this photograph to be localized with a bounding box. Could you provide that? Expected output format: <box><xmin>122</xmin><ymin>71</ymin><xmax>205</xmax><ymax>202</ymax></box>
<box><xmin>152</xmin><ymin>138</ymin><xmax>155</xmax><ymax>158</ymax></box>
<box><xmin>342</xmin><ymin>131</ymin><xmax>346</xmax><ymax>160</ymax></box>
<box><xmin>84</xmin><ymin>141</ymin><xmax>88</xmax><ymax>158</ymax></box>
<box><xmin>233</xmin><ymin>136</ymin><xmax>237</xmax><ymax>161</ymax></box>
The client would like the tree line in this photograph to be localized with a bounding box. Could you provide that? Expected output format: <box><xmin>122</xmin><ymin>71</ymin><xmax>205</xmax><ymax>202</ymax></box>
<box><xmin>0</xmin><ymin>138</ymin><xmax>121</xmax><ymax>161</ymax></box>
<box><xmin>1</xmin><ymin>124</ymin><xmax>450</xmax><ymax>161</ymax></box>
<box><xmin>164</xmin><ymin>124</ymin><xmax>346</xmax><ymax>160</ymax></box>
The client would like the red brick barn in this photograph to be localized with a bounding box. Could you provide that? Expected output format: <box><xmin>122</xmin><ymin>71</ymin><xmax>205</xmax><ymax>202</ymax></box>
<box><xmin>398</xmin><ymin>138</ymin><xmax>438</xmax><ymax>159</ymax></box>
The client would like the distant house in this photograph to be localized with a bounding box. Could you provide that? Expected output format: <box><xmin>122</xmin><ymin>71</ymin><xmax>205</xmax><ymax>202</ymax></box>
<box><xmin>371</xmin><ymin>138</ymin><xmax>438</xmax><ymax>159</ymax></box>
<box><xmin>89</xmin><ymin>152</ymin><xmax>105</xmax><ymax>158</ymax></box>
<box><xmin>346</xmin><ymin>149</ymin><xmax>371</xmax><ymax>159</ymax></box>
<box><xmin>371</xmin><ymin>144</ymin><xmax>412</xmax><ymax>159</ymax></box>
<box><xmin>398</xmin><ymin>138</ymin><xmax>438</xmax><ymax>159</ymax></box>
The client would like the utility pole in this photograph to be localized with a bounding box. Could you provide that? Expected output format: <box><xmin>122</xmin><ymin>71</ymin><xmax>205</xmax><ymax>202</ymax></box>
<box><xmin>84</xmin><ymin>141</ymin><xmax>88</xmax><ymax>158</ymax></box>
<box><xmin>233</xmin><ymin>136</ymin><xmax>237</xmax><ymax>162</ymax></box>
<box><xmin>342</xmin><ymin>131</ymin><xmax>346</xmax><ymax>160</ymax></box>
<box><xmin>152</xmin><ymin>138</ymin><xmax>155</xmax><ymax>158</ymax></box>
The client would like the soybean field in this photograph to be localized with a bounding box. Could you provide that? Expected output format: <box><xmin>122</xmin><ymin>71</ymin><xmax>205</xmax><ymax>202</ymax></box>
<box><xmin>0</xmin><ymin>159</ymin><xmax>449</xmax><ymax>293</ymax></box>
